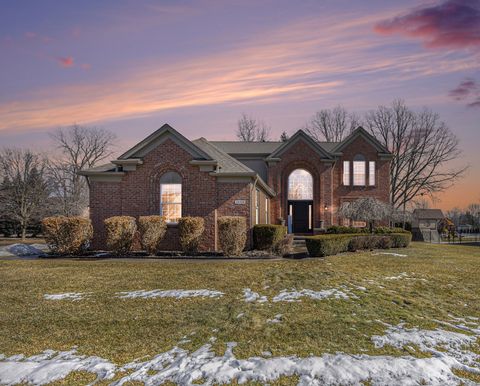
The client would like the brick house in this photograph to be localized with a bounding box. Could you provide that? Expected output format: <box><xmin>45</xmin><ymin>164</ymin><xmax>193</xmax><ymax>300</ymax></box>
<box><xmin>80</xmin><ymin>124</ymin><xmax>392</xmax><ymax>251</ymax></box>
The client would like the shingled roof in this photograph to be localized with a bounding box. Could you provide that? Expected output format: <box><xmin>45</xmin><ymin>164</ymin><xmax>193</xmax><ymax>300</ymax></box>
<box><xmin>413</xmin><ymin>209</ymin><xmax>444</xmax><ymax>219</ymax></box>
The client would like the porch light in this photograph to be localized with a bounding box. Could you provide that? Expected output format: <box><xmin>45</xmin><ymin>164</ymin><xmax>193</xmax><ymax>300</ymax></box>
<box><xmin>324</xmin><ymin>205</ymin><xmax>328</xmax><ymax>211</ymax></box>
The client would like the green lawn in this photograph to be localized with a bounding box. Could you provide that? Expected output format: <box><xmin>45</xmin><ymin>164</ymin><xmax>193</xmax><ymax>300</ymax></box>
<box><xmin>0</xmin><ymin>242</ymin><xmax>479</xmax><ymax>385</ymax></box>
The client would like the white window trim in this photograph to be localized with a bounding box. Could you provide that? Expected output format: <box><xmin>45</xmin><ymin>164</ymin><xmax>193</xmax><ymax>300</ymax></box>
<box><xmin>369</xmin><ymin>161</ymin><xmax>375</xmax><ymax>186</ymax></box>
<box><xmin>160</xmin><ymin>183</ymin><xmax>182</xmax><ymax>224</ymax></box>
<box><xmin>343</xmin><ymin>161</ymin><xmax>350</xmax><ymax>186</ymax></box>
<box><xmin>353</xmin><ymin>161</ymin><xmax>366</xmax><ymax>186</ymax></box>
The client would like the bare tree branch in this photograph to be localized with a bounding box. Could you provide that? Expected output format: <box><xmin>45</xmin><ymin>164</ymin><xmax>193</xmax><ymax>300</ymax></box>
<box><xmin>48</xmin><ymin>124</ymin><xmax>116</xmax><ymax>216</ymax></box>
<box><xmin>305</xmin><ymin>106</ymin><xmax>361</xmax><ymax>142</ymax></box>
<box><xmin>236</xmin><ymin>114</ymin><xmax>271</xmax><ymax>141</ymax></box>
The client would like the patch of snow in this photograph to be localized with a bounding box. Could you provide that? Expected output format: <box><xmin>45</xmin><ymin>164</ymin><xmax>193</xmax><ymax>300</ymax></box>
<box><xmin>0</xmin><ymin>243</ymin><xmax>47</xmax><ymax>258</ymax></box>
<box><xmin>384</xmin><ymin>272</ymin><xmax>409</xmax><ymax>280</ymax></box>
<box><xmin>236</xmin><ymin>313</ymin><xmax>245</xmax><ymax>319</ymax></box>
<box><xmin>272</xmin><ymin>288</ymin><xmax>350</xmax><ymax>302</ymax></box>
<box><xmin>267</xmin><ymin>314</ymin><xmax>283</xmax><ymax>324</ymax></box>
<box><xmin>43</xmin><ymin>292</ymin><xmax>87</xmax><ymax>301</ymax></box>
<box><xmin>1</xmin><ymin>321</ymin><xmax>480</xmax><ymax>385</ymax></box>
<box><xmin>372</xmin><ymin>252</ymin><xmax>408</xmax><ymax>257</ymax></box>
<box><xmin>0</xmin><ymin>349</ymin><xmax>115</xmax><ymax>385</ymax></box>
<box><xmin>243</xmin><ymin>288</ymin><xmax>267</xmax><ymax>303</ymax></box>
<box><xmin>116</xmin><ymin>289</ymin><xmax>224</xmax><ymax>299</ymax></box>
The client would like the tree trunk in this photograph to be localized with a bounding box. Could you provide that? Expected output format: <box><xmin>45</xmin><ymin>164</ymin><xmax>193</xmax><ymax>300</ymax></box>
<box><xmin>21</xmin><ymin>223</ymin><xmax>27</xmax><ymax>241</ymax></box>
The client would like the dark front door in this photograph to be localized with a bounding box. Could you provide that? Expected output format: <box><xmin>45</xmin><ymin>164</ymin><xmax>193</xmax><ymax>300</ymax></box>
<box><xmin>289</xmin><ymin>201</ymin><xmax>312</xmax><ymax>233</ymax></box>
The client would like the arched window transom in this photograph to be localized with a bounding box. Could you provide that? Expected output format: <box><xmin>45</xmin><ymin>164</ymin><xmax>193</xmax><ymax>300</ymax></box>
<box><xmin>288</xmin><ymin>169</ymin><xmax>313</xmax><ymax>200</ymax></box>
<box><xmin>160</xmin><ymin>171</ymin><xmax>182</xmax><ymax>223</ymax></box>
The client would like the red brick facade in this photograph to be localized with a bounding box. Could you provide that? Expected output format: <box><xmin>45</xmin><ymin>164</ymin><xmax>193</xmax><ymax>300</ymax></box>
<box><xmin>89</xmin><ymin>138</ymin><xmax>252</xmax><ymax>251</ymax></box>
<box><xmin>86</xmin><ymin>126</ymin><xmax>391</xmax><ymax>251</ymax></box>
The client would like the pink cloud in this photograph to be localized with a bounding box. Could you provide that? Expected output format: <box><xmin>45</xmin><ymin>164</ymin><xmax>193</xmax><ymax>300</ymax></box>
<box><xmin>24</xmin><ymin>31</ymin><xmax>37</xmax><ymax>39</ymax></box>
<box><xmin>374</xmin><ymin>0</ymin><xmax>480</xmax><ymax>49</ymax></box>
<box><xmin>56</xmin><ymin>56</ymin><xmax>74</xmax><ymax>68</ymax></box>
<box><xmin>80</xmin><ymin>63</ymin><xmax>91</xmax><ymax>70</ymax></box>
<box><xmin>449</xmin><ymin>78</ymin><xmax>480</xmax><ymax>108</ymax></box>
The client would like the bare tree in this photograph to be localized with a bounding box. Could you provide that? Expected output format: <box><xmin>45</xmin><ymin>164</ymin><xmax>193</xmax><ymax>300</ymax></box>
<box><xmin>365</xmin><ymin>100</ymin><xmax>466</xmax><ymax>211</ymax></box>
<box><xmin>236</xmin><ymin>113</ymin><xmax>270</xmax><ymax>141</ymax></box>
<box><xmin>280</xmin><ymin>131</ymin><xmax>289</xmax><ymax>142</ymax></box>
<box><xmin>338</xmin><ymin>197</ymin><xmax>392</xmax><ymax>231</ymax></box>
<box><xmin>49</xmin><ymin>124</ymin><xmax>116</xmax><ymax>216</ymax></box>
<box><xmin>0</xmin><ymin>149</ymin><xmax>51</xmax><ymax>240</ymax></box>
<box><xmin>305</xmin><ymin>106</ymin><xmax>361</xmax><ymax>142</ymax></box>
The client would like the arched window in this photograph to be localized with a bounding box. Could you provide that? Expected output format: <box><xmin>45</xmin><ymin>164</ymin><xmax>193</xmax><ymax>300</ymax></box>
<box><xmin>160</xmin><ymin>171</ymin><xmax>182</xmax><ymax>223</ymax></box>
<box><xmin>353</xmin><ymin>154</ymin><xmax>366</xmax><ymax>186</ymax></box>
<box><xmin>288</xmin><ymin>169</ymin><xmax>313</xmax><ymax>200</ymax></box>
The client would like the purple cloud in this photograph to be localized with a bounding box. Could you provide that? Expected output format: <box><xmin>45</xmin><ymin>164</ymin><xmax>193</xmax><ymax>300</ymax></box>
<box><xmin>374</xmin><ymin>0</ymin><xmax>480</xmax><ymax>49</ymax></box>
<box><xmin>449</xmin><ymin>77</ymin><xmax>480</xmax><ymax>108</ymax></box>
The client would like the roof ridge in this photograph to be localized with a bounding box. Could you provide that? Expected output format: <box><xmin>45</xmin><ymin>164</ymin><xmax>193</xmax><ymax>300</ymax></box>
<box><xmin>192</xmin><ymin>138</ymin><xmax>254</xmax><ymax>173</ymax></box>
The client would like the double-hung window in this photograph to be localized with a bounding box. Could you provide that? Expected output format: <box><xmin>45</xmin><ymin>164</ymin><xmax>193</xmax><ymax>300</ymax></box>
<box><xmin>369</xmin><ymin>161</ymin><xmax>375</xmax><ymax>186</ymax></box>
<box><xmin>343</xmin><ymin>161</ymin><xmax>350</xmax><ymax>186</ymax></box>
<box><xmin>160</xmin><ymin>172</ymin><xmax>182</xmax><ymax>223</ymax></box>
<box><xmin>353</xmin><ymin>154</ymin><xmax>366</xmax><ymax>186</ymax></box>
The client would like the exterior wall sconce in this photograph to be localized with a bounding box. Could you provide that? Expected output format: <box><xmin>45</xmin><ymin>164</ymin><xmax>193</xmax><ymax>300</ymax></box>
<box><xmin>324</xmin><ymin>205</ymin><xmax>328</xmax><ymax>211</ymax></box>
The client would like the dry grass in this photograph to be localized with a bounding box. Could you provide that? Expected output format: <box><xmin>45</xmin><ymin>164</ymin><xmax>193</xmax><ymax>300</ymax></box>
<box><xmin>0</xmin><ymin>242</ymin><xmax>479</xmax><ymax>384</ymax></box>
<box><xmin>0</xmin><ymin>237</ymin><xmax>45</xmax><ymax>246</ymax></box>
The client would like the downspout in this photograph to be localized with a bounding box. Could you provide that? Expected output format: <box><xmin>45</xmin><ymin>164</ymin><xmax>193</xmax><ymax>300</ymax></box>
<box><xmin>250</xmin><ymin>175</ymin><xmax>259</xmax><ymax>249</ymax></box>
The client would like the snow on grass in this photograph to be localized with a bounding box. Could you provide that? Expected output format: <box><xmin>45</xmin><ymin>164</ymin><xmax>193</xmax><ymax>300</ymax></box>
<box><xmin>1</xmin><ymin>321</ymin><xmax>479</xmax><ymax>385</ymax></box>
<box><xmin>43</xmin><ymin>292</ymin><xmax>87</xmax><ymax>301</ymax></box>
<box><xmin>243</xmin><ymin>288</ymin><xmax>267</xmax><ymax>303</ymax></box>
<box><xmin>372</xmin><ymin>252</ymin><xmax>408</xmax><ymax>257</ymax></box>
<box><xmin>0</xmin><ymin>349</ymin><xmax>116</xmax><ymax>385</ymax></box>
<box><xmin>0</xmin><ymin>243</ymin><xmax>46</xmax><ymax>258</ymax></box>
<box><xmin>272</xmin><ymin>288</ymin><xmax>351</xmax><ymax>302</ymax></box>
<box><xmin>267</xmin><ymin>314</ymin><xmax>283</xmax><ymax>324</ymax></box>
<box><xmin>116</xmin><ymin>289</ymin><xmax>224</xmax><ymax>299</ymax></box>
<box><xmin>384</xmin><ymin>272</ymin><xmax>409</xmax><ymax>280</ymax></box>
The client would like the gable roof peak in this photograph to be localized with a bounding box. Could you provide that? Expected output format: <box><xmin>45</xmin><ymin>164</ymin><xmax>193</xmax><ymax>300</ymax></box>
<box><xmin>333</xmin><ymin>126</ymin><xmax>390</xmax><ymax>154</ymax></box>
<box><xmin>118</xmin><ymin>123</ymin><xmax>213</xmax><ymax>160</ymax></box>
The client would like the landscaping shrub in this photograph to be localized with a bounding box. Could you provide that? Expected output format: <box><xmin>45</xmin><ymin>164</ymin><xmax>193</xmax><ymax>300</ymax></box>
<box><xmin>326</xmin><ymin>225</ymin><xmax>368</xmax><ymax>234</ymax></box>
<box><xmin>178</xmin><ymin>216</ymin><xmax>204</xmax><ymax>254</ymax></box>
<box><xmin>42</xmin><ymin>216</ymin><xmax>93</xmax><ymax>255</ymax></box>
<box><xmin>390</xmin><ymin>232</ymin><xmax>412</xmax><ymax>248</ymax></box>
<box><xmin>104</xmin><ymin>216</ymin><xmax>137</xmax><ymax>255</ymax></box>
<box><xmin>374</xmin><ymin>226</ymin><xmax>410</xmax><ymax>234</ymax></box>
<box><xmin>307</xmin><ymin>232</ymin><xmax>410</xmax><ymax>257</ymax></box>
<box><xmin>305</xmin><ymin>234</ymin><xmax>352</xmax><ymax>257</ymax></box>
<box><xmin>253</xmin><ymin>224</ymin><xmax>287</xmax><ymax>250</ymax></box>
<box><xmin>272</xmin><ymin>234</ymin><xmax>294</xmax><ymax>257</ymax></box>
<box><xmin>377</xmin><ymin>235</ymin><xmax>393</xmax><ymax>249</ymax></box>
<box><xmin>138</xmin><ymin>215</ymin><xmax>167</xmax><ymax>255</ymax></box>
<box><xmin>218</xmin><ymin>216</ymin><xmax>246</xmax><ymax>256</ymax></box>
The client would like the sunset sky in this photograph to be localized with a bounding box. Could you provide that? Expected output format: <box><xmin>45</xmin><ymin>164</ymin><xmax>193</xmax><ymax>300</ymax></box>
<box><xmin>0</xmin><ymin>0</ymin><xmax>479</xmax><ymax>209</ymax></box>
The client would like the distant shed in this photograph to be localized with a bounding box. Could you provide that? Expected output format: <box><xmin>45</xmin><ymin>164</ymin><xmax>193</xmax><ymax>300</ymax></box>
<box><xmin>412</xmin><ymin>209</ymin><xmax>444</xmax><ymax>242</ymax></box>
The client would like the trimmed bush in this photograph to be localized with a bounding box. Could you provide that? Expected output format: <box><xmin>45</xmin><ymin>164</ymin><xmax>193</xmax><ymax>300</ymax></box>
<box><xmin>218</xmin><ymin>216</ymin><xmax>247</xmax><ymax>256</ymax></box>
<box><xmin>138</xmin><ymin>215</ymin><xmax>167</xmax><ymax>255</ymax></box>
<box><xmin>178</xmin><ymin>217</ymin><xmax>204</xmax><ymax>254</ymax></box>
<box><xmin>272</xmin><ymin>234</ymin><xmax>294</xmax><ymax>257</ymax></box>
<box><xmin>374</xmin><ymin>226</ymin><xmax>410</xmax><ymax>234</ymax></box>
<box><xmin>390</xmin><ymin>232</ymin><xmax>412</xmax><ymax>248</ymax></box>
<box><xmin>326</xmin><ymin>226</ymin><xmax>368</xmax><ymax>234</ymax></box>
<box><xmin>307</xmin><ymin>232</ymin><xmax>411</xmax><ymax>257</ymax></box>
<box><xmin>42</xmin><ymin>216</ymin><xmax>93</xmax><ymax>255</ymax></box>
<box><xmin>305</xmin><ymin>234</ymin><xmax>352</xmax><ymax>257</ymax></box>
<box><xmin>377</xmin><ymin>235</ymin><xmax>393</xmax><ymax>249</ymax></box>
<box><xmin>104</xmin><ymin>216</ymin><xmax>137</xmax><ymax>255</ymax></box>
<box><xmin>253</xmin><ymin>224</ymin><xmax>287</xmax><ymax>251</ymax></box>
